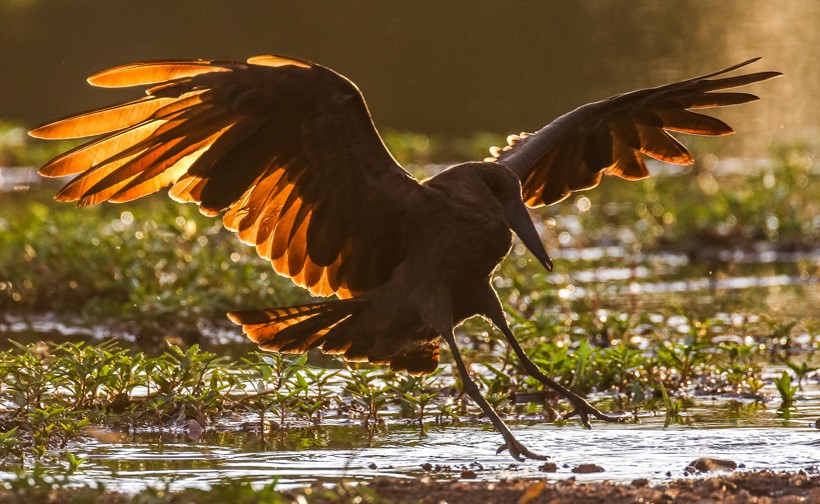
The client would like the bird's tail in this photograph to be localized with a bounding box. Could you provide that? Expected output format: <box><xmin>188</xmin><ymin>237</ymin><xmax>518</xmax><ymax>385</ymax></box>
<box><xmin>228</xmin><ymin>298</ymin><xmax>367</xmax><ymax>354</ymax></box>
<box><xmin>228</xmin><ymin>298</ymin><xmax>440</xmax><ymax>375</ymax></box>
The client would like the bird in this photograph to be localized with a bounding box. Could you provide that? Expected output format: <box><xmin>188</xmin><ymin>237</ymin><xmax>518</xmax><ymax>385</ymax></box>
<box><xmin>30</xmin><ymin>54</ymin><xmax>779</xmax><ymax>460</ymax></box>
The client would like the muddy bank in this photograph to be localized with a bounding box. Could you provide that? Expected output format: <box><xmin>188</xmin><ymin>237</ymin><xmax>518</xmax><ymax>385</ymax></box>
<box><xmin>1</xmin><ymin>469</ymin><xmax>818</xmax><ymax>503</ymax></box>
<box><xmin>356</xmin><ymin>471</ymin><xmax>819</xmax><ymax>504</ymax></box>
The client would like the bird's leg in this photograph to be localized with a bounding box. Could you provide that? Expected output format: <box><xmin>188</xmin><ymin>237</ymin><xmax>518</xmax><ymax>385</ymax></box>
<box><xmin>502</xmin><ymin>326</ymin><xmax>625</xmax><ymax>427</ymax></box>
<box><xmin>484</xmin><ymin>302</ymin><xmax>625</xmax><ymax>428</ymax></box>
<box><xmin>440</xmin><ymin>330</ymin><xmax>548</xmax><ymax>461</ymax></box>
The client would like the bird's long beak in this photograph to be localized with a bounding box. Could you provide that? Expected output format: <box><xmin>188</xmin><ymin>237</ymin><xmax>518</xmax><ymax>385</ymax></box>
<box><xmin>503</xmin><ymin>199</ymin><xmax>553</xmax><ymax>272</ymax></box>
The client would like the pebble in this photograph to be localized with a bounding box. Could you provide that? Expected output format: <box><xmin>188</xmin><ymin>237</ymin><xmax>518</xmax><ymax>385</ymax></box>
<box><xmin>368</xmin><ymin>462</ymin><xmax>378</xmax><ymax>469</ymax></box>
<box><xmin>539</xmin><ymin>462</ymin><xmax>558</xmax><ymax>473</ymax></box>
<box><xmin>460</xmin><ymin>468</ymin><xmax>477</xmax><ymax>479</ymax></box>
<box><xmin>686</xmin><ymin>457</ymin><xmax>738</xmax><ymax>474</ymax></box>
<box><xmin>571</xmin><ymin>463</ymin><xmax>605</xmax><ymax>473</ymax></box>
<box><xmin>186</xmin><ymin>419</ymin><xmax>203</xmax><ymax>439</ymax></box>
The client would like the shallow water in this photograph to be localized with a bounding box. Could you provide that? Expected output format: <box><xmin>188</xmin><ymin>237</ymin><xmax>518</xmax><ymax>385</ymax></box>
<box><xmin>26</xmin><ymin>399</ymin><xmax>820</xmax><ymax>492</ymax></box>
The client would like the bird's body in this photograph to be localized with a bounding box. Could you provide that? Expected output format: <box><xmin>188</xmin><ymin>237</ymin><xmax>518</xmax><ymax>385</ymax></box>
<box><xmin>31</xmin><ymin>54</ymin><xmax>780</xmax><ymax>460</ymax></box>
<box><xmin>231</xmin><ymin>163</ymin><xmax>526</xmax><ymax>374</ymax></box>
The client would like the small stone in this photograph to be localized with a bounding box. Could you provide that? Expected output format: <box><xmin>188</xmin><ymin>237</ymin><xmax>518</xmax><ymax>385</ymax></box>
<box><xmin>814</xmin><ymin>417</ymin><xmax>820</xmax><ymax>429</ymax></box>
<box><xmin>460</xmin><ymin>468</ymin><xmax>477</xmax><ymax>479</ymax></box>
<box><xmin>539</xmin><ymin>462</ymin><xmax>558</xmax><ymax>472</ymax></box>
<box><xmin>631</xmin><ymin>478</ymin><xmax>650</xmax><ymax>487</ymax></box>
<box><xmin>185</xmin><ymin>419</ymin><xmax>203</xmax><ymax>439</ymax></box>
<box><xmin>659</xmin><ymin>491</ymin><xmax>677</xmax><ymax>502</ymax></box>
<box><xmin>421</xmin><ymin>463</ymin><xmax>433</xmax><ymax>471</ymax></box>
<box><xmin>686</xmin><ymin>457</ymin><xmax>737</xmax><ymax>473</ymax></box>
<box><xmin>368</xmin><ymin>462</ymin><xmax>378</xmax><ymax>469</ymax></box>
<box><xmin>572</xmin><ymin>463</ymin><xmax>605</xmax><ymax>473</ymax></box>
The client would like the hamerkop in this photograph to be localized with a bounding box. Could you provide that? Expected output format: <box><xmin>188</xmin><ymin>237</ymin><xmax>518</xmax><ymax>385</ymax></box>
<box><xmin>31</xmin><ymin>55</ymin><xmax>779</xmax><ymax>460</ymax></box>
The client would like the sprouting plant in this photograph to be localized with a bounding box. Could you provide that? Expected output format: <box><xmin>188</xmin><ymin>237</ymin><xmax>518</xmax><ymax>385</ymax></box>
<box><xmin>391</xmin><ymin>369</ymin><xmax>443</xmax><ymax>424</ymax></box>
<box><xmin>658</xmin><ymin>381</ymin><xmax>683</xmax><ymax>427</ymax></box>
<box><xmin>718</xmin><ymin>363</ymin><xmax>753</xmax><ymax>393</ymax></box>
<box><xmin>785</xmin><ymin>360</ymin><xmax>818</xmax><ymax>390</ymax></box>
<box><xmin>570</xmin><ymin>339</ymin><xmax>595</xmax><ymax>391</ymax></box>
<box><xmin>773</xmin><ymin>371</ymin><xmax>798</xmax><ymax>407</ymax></box>
<box><xmin>475</xmin><ymin>363</ymin><xmax>512</xmax><ymax>396</ymax></box>
<box><xmin>0</xmin><ymin>427</ymin><xmax>22</xmax><ymax>461</ymax></box>
<box><xmin>154</xmin><ymin>344</ymin><xmax>223</xmax><ymax>395</ymax></box>
<box><xmin>485</xmin><ymin>392</ymin><xmax>512</xmax><ymax>416</ymax></box>
<box><xmin>238</xmin><ymin>353</ymin><xmax>310</xmax><ymax>429</ymax></box>
<box><xmin>597</xmin><ymin>343</ymin><xmax>644</xmax><ymax>403</ymax></box>
<box><xmin>657</xmin><ymin>339</ymin><xmax>711</xmax><ymax>388</ymax></box>
<box><xmin>53</xmin><ymin>340</ymin><xmax>127</xmax><ymax>410</ymax></box>
<box><xmin>55</xmin><ymin>418</ymin><xmax>90</xmax><ymax>449</ymax></box>
<box><xmin>744</xmin><ymin>376</ymin><xmax>766</xmax><ymax>396</ymax></box>
<box><xmin>400</xmin><ymin>392</ymin><xmax>439</xmax><ymax>427</ymax></box>
<box><xmin>65</xmin><ymin>450</ymin><xmax>86</xmax><ymax>473</ymax></box>
<box><xmin>343</xmin><ymin>366</ymin><xmax>389</xmax><ymax>425</ymax></box>
<box><xmin>1</xmin><ymin>341</ymin><xmax>57</xmax><ymax>415</ymax></box>
<box><xmin>435</xmin><ymin>399</ymin><xmax>460</xmax><ymax>425</ymax></box>
<box><xmin>100</xmin><ymin>351</ymin><xmax>149</xmax><ymax>409</ymax></box>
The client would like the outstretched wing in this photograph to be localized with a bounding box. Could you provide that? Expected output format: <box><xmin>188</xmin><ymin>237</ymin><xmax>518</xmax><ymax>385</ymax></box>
<box><xmin>31</xmin><ymin>55</ymin><xmax>423</xmax><ymax>298</ymax></box>
<box><xmin>489</xmin><ymin>58</ymin><xmax>781</xmax><ymax>207</ymax></box>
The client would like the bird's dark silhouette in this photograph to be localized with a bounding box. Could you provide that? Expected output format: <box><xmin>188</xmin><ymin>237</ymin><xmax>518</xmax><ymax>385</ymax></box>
<box><xmin>30</xmin><ymin>55</ymin><xmax>779</xmax><ymax>460</ymax></box>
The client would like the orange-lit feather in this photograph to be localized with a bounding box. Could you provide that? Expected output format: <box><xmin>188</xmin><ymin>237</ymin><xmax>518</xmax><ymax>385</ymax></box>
<box><xmin>29</xmin><ymin>96</ymin><xmax>176</xmax><ymax>139</ymax></box>
<box><xmin>87</xmin><ymin>60</ymin><xmax>228</xmax><ymax>88</ymax></box>
<box><xmin>495</xmin><ymin>57</ymin><xmax>780</xmax><ymax>207</ymax></box>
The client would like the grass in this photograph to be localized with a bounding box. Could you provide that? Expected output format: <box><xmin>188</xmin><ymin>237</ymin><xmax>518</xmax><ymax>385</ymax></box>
<box><xmin>0</xmin><ymin>310</ymin><xmax>813</xmax><ymax>469</ymax></box>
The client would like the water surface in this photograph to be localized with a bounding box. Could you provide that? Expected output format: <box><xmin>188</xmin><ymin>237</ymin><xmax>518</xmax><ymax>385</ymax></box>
<box><xmin>42</xmin><ymin>404</ymin><xmax>820</xmax><ymax>492</ymax></box>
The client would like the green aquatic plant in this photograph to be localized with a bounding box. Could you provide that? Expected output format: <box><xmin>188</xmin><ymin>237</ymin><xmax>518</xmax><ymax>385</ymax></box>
<box><xmin>238</xmin><ymin>353</ymin><xmax>312</xmax><ymax>429</ymax></box>
<box><xmin>343</xmin><ymin>366</ymin><xmax>390</xmax><ymax>426</ymax></box>
<box><xmin>569</xmin><ymin>338</ymin><xmax>596</xmax><ymax>391</ymax></box>
<box><xmin>597</xmin><ymin>342</ymin><xmax>644</xmax><ymax>404</ymax></box>
<box><xmin>773</xmin><ymin>371</ymin><xmax>798</xmax><ymax>407</ymax></box>
<box><xmin>392</xmin><ymin>367</ymin><xmax>444</xmax><ymax>424</ymax></box>
<box><xmin>656</xmin><ymin>327</ymin><xmax>712</xmax><ymax>388</ymax></box>
<box><xmin>64</xmin><ymin>449</ymin><xmax>86</xmax><ymax>473</ymax></box>
<box><xmin>658</xmin><ymin>381</ymin><xmax>684</xmax><ymax>427</ymax></box>
<box><xmin>785</xmin><ymin>360</ymin><xmax>817</xmax><ymax>390</ymax></box>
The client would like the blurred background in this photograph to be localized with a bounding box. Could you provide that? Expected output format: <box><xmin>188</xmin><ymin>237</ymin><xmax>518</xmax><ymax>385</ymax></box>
<box><xmin>1</xmin><ymin>0</ymin><xmax>817</xmax><ymax>157</ymax></box>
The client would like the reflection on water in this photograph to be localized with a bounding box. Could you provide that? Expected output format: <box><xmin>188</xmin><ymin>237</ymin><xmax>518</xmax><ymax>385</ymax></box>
<box><xmin>548</xmin><ymin>248</ymin><xmax>820</xmax><ymax>319</ymax></box>
<box><xmin>18</xmin><ymin>409</ymin><xmax>820</xmax><ymax>492</ymax></box>
<box><xmin>1</xmin><ymin>1</ymin><xmax>817</xmax><ymax>156</ymax></box>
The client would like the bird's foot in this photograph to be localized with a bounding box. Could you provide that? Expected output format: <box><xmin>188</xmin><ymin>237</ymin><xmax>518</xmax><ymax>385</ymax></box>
<box><xmin>496</xmin><ymin>437</ymin><xmax>549</xmax><ymax>461</ymax></box>
<box><xmin>563</xmin><ymin>396</ymin><xmax>627</xmax><ymax>429</ymax></box>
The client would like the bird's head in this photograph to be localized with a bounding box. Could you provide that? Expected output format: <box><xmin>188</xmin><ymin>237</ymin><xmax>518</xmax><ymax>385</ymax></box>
<box><xmin>431</xmin><ymin>162</ymin><xmax>553</xmax><ymax>272</ymax></box>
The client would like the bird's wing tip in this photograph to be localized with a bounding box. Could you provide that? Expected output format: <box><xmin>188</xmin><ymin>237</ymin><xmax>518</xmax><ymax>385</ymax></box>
<box><xmin>246</xmin><ymin>54</ymin><xmax>312</xmax><ymax>69</ymax></box>
<box><xmin>27</xmin><ymin>125</ymin><xmax>50</xmax><ymax>139</ymax></box>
